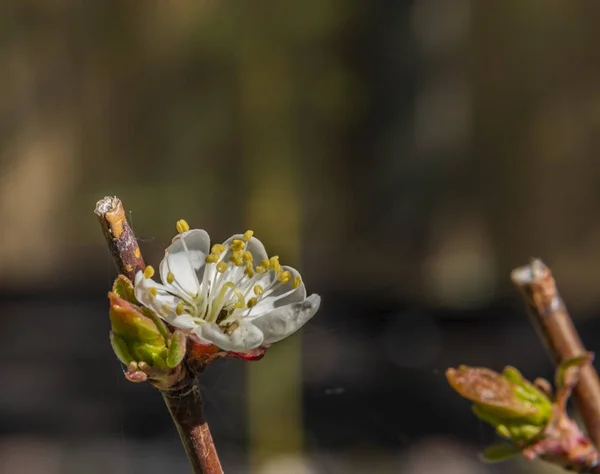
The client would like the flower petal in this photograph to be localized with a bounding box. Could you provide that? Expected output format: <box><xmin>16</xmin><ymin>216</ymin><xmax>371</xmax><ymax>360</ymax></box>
<box><xmin>194</xmin><ymin>321</ymin><xmax>264</xmax><ymax>352</ymax></box>
<box><xmin>161</xmin><ymin>229</ymin><xmax>210</xmax><ymax>296</ymax></box>
<box><xmin>251</xmin><ymin>293</ymin><xmax>321</xmax><ymax>344</ymax></box>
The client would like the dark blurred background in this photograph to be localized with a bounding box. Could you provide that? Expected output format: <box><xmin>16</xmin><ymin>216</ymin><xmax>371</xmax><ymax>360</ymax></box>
<box><xmin>2</xmin><ymin>1</ymin><xmax>600</xmax><ymax>473</ymax></box>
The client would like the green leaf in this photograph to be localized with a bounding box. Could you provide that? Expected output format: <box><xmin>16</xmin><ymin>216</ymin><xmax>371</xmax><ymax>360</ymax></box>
<box><xmin>109</xmin><ymin>293</ymin><xmax>164</xmax><ymax>346</ymax></box>
<box><xmin>140</xmin><ymin>307</ymin><xmax>170</xmax><ymax>344</ymax></box>
<box><xmin>112</xmin><ymin>275</ymin><xmax>138</xmax><ymax>304</ymax></box>
<box><xmin>110</xmin><ymin>332</ymin><xmax>134</xmax><ymax>365</ymax></box>
<box><xmin>166</xmin><ymin>331</ymin><xmax>187</xmax><ymax>368</ymax></box>
<box><xmin>480</xmin><ymin>443</ymin><xmax>521</xmax><ymax>462</ymax></box>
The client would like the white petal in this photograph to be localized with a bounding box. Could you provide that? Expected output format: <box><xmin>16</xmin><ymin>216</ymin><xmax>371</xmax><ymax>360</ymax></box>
<box><xmin>162</xmin><ymin>229</ymin><xmax>210</xmax><ymax>296</ymax></box>
<box><xmin>134</xmin><ymin>271</ymin><xmax>179</xmax><ymax>320</ymax></box>
<box><xmin>250</xmin><ymin>265</ymin><xmax>306</xmax><ymax>318</ymax></box>
<box><xmin>251</xmin><ymin>294</ymin><xmax>321</xmax><ymax>344</ymax></box>
<box><xmin>194</xmin><ymin>321</ymin><xmax>264</xmax><ymax>352</ymax></box>
<box><xmin>170</xmin><ymin>314</ymin><xmax>198</xmax><ymax>331</ymax></box>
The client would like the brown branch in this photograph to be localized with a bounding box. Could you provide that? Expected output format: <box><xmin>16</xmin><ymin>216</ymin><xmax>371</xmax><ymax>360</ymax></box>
<box><xmin>162</xmin><ymin>377</ymin><xmax>223</xmax><ymax>474</ymax></box>
<box><xmin>512</xmin><ymin>259</ymin><xmax>600</xmax><ymax>451</ymax></box>
<box><xmin>95</xmin><ymin>196</ymin><xmax>223</xmax><ymax>474</ymax></box>
<box><xmin>94</xmin><ymin>196</ymin><xmax>146</xmax><ymax>281</ymax></box>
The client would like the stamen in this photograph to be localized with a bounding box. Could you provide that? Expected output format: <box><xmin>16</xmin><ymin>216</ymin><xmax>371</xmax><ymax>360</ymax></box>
<box><xmin>243</xmin><ymin>230</ymin><xmax>254</xmax><ymax>241</ymax></box>
<box><xmin>167</xmin><ymin>272</ymin><xmax>175</xmax><ymax>284</ymax></box>
<box><xmin>244</xmin><ymin>262</ymin><xmax>255</xmax><ymax>278</ymax></box>
<box><xmin>243</xmin><ymin>251</ymin><xmax>253</xmax><ymax>262</ymax></box>
<box><xmin>205</xmin><ymin>253</ymin><xmax>218</xmax><ymax>264</ymax></box>
<box><xmin>247</xmin><ymin>297</ymin><xmax>258</xmax><ymax>308</ymax></box>
<box><xmin>269</xmin><ymin>256</ymin><xmax>281</xmax><ymax>275</ymax></box>
<box><xmin>143</xmin><ymin>265</ymin><xmax>155</xmax><ymax>279</ymax></box>
<box><xmin>212</xmin><ymin>244</ymin><xmax>226</xmax><ymax>255</ymax></box>
<box><xmin>261</xmin><ymin>258</ymin><xmax>270</xmax><ymax>270</ymax></box>
<box><xmin>176</xmin><ymin>219</ymin><xmax>190</xmax><ymax>234</ymax></box>
<box><xmin>217</xmin><ymin>261</ymin><xmax>228</xmax><ymax>273</ymax></box>
<box><xmin>278</xmin><ymin>270</ymin><xmax>291</xmax><ymax>284</ymax></box>
<box><xmin>148</xmin><ymin>287</ymin><xmax>157</xmax><ymax>297</ymax></box>
<box><xmin>234</xmin><ymin>289</ymin><xmax>246</xmax><ymax>309</ymax></box>
<box><xmin>256</xmin><ymin>265</ymin><xmax>265</xmax><ymax>274</ymax></box>
<box><xmin>231</xmin><ymin>239</ymin><xmax>245</xmax><ymax>251</ymax></box>
<box><xmin>293</xmin><ymin>275</ymin><xmax>302</xmax><ymax>288</ymax></box>
<box><xmin>176</xmin><ymin>302</ymin><xmax>184</xmax><ymax>315</ymax></box>
<box><xmin>230</xmin><ymin>253</ymin><xmax>244</xmax><ymax>266</ymax></box>
<box><xmin>254</xmin><ymin>285</ymin><xmax>264</xmax><ymax>295</ymax></box>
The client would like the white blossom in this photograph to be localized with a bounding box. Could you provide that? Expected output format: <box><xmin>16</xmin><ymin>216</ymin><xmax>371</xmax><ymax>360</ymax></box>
<box><xmin>134</xmin><ymin>221</ymin><xmax>320</xmax><ymax>352</ymax></box>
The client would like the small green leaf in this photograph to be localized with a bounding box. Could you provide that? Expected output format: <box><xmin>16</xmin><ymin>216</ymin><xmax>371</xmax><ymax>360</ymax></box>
<box><xmin>109</xmin><ymin>293</ymin><xmax>164</xmax><ymax>345</ymax></box>
<box><xmin>141</xmin><ymin>307</ymin><xmax>170</xmax><ymax>344</ymax></box>
<box><xmin>110</xmin><ymin>332</ymin><xmax>134</xmax><ymax>365</ymax></box>
<box><xmin>166</xmin><ymin>331</ymin><xmax>187</xmax><ymax>368</ymax></box>
<box><xmin>480</xmin><ymin>443</ymin><xmax>521</xmax><ymax>462</ymax></box>
<box><xmin>112</xmin><ymin>275</ymin><xmax>138</xmax><ymax>304</ymax></box>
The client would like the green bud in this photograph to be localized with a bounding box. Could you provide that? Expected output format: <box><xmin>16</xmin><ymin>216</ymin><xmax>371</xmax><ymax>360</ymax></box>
<box><xmin>108</xmin><ymin>292</ymin><xmax>168</xmax><ymax>370</ymax></box>
<box><xmin>109</xmin><ymin>292</ymin><xmax>165</xmax><ymax>345</ymax></box>
<box><xmin>446</xmin><ymin>365</ymin><xmax>552</xmax><ymax>442</ymax></box>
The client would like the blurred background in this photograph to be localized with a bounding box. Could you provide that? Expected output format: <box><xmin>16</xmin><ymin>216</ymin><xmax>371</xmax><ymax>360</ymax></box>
<box><xmin>1</xmin><ymin>1</ymin><xmax>600</xmax><ymax>473</ymax></box>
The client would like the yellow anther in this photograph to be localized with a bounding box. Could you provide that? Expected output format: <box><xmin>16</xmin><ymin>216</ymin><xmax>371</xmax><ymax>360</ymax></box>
<box><xmin>254</xmin><ymin>285</ymin><xmax>264</xmax><ymax>295</ymax></box>
<box><xmin>167</xmin><ymin>272</ymin><xmax>175</xmax><ymax>284</ymax></box>
<box><xmin>148</xmin><ymin>287</ymin><xmax>157</xmax><ymax>297</ymax></box>
<box><xmin>293</xmin><ymin>275</ymin><xmax>302</xmax><ymax>288</ymax></box>
<box><xmin>243</xmin><ymin>230</ymin><xmax>254</xmax><ymax>241</ymax></box>
<box><xmin>231</xmin><ymin>239</ymin><xmax>245</xmax><ymax>251</ymax></box>
<box><xmin>211</xmin><ymin>244</ymin><xmax>226</xmax><ymax>255</ymax></box>
<box><xmin>205</xmin><ymin>253</ymin><xmax>218</xmax><ymax>264</ymax></box>
<box><xmin>243</xmin><ymin>251</ymin><xmax>253</xmax><ymax>262</ymax></box>
<box><xmin>247</xmin><ymin>297</ymin><xmax>258</xmax><ymax>308</ymax></box>
<box><xmin>279</xmin><ymin>270</ymin><xmax>291</xmax><ymax>284</ymax></box>
<box><xmin>261</xmin><ymin>258</ymin><xmax>271</xmax><ymax>270</ymax></box>
<box><xmin>176</xmin><ymin>302</ymin><xmax>184</xmax><ymax>315</ymax></box>
<box><xmin>143</xmin><ymin>265</ymin><xmax>155</xmax><ymax>279</ymax></box>
<box><xmin>234</xmin><ymin>289</ymin><xmax>246</xmax><ymax>309</ymax></box>
<box><xmin>231</xmin><ymin>249</ymin><xmax>243</xmax><ymax>260</ymax></box>
<box><xmin>217</xmin><ymin>261</ymin><xmax>228</xmax><ymax>273</ymax></box>
<box><xmin>269</xmin><ymin>256</ymin><xmax>281</xmax><ymax>274</ymax></box>
<box><xmin>176</xmin><ymin>219</ymin><xmax>190</xmax><ymax>234</ymax></box>
<box><xmin>256</xmin><ymin>265</ymin><xmax>265</xmax><ymax>274</ymax></box>
<box><xmin>162</xmin><ymin>304</ymin><xmax>170</xmax><ymax>313</ymax></box>
<box><xmin>244</xmin><ymin>262</ymin><xmax>255</xmax><ymax>278</ymax></box>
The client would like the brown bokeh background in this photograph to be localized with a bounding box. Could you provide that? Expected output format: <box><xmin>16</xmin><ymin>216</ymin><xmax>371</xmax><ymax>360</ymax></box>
<box><xmin>2</xmin><ymin>2</ymin><xmax>600</xmax><ymax>473</ymax></box>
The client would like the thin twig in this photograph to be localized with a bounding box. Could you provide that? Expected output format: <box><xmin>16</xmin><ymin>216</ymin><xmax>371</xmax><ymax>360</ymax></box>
<box><xmin>94</xmin><ymin>196</ymin><xmax>145</xmax><ymax>281</ymax></box>
<box><xmin>512</xmin><ymin>259</ymin><xmax>600</xmax><ymax>451</ymax></box>
<box><xmin>162</xmin><ymin>378</ymin><xmax>223</xmax><ymax>474</ymax></box>
<box><xmin>95</xmin><ymin>196</ymin><xmax>223</xmax><ymax>474</ymax></box>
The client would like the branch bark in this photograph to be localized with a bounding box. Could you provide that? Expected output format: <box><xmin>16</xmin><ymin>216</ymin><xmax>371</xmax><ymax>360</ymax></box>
<box><xmin>162</xmin><ymin>377</ymin><xmax>223</xmax><ymax>474</ymax></box>
<box><xmin>512</xmin><ymin>259</ymin><xmax>600</xmax><ymax>451</ymax></box>
<box><xmin>95</xmin><ymin>196</ymin><xmax>223</xmax><ymax>474</ymax></box>
<box><xmin>94</xmin><ymin>196</ymin><xmax>145</xmax><ymax>281</ymax></box>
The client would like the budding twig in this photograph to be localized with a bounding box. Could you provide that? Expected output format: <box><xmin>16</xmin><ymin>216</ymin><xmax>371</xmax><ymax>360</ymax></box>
<box><xmin>95</xmin><ymin>196</ymin><xmax>223</xmax><ymax>474</ymax></box>
<box><xmin>94</xmin><ymin>196</ymin><xmax>145</xmax><ymax>281</ymax></box>
<box><xmin>512</xmin><ymin>259</ymin><xmax>600</xmax><ymax>451</ymax></box>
